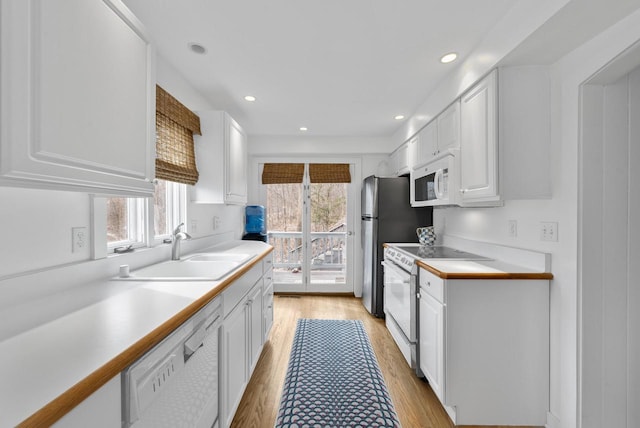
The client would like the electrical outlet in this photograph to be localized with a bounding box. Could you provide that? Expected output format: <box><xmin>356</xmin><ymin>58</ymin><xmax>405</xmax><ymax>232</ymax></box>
<box><xmin>72</xmin><ymin>227</ymin><xmax>88</xmax><ymax>253</ymax></box>
<box><xmin>191</xmin><ymin>220</ymin><xmax>198</xmax><ymax>233</ymax></box>
<box><xmin>540</xmin><ymin>221</ymin><xmax>559</xmax><ymax>242</ymax></box>
<box><xmin>213</xmin><ymin>216</ymin><xmax>221</xmax><ymax>230</ymax></box>
<box><xmin>508</xmin><ymin>220</ymin><xmax>517</xmax><ymax>237</ymax></box>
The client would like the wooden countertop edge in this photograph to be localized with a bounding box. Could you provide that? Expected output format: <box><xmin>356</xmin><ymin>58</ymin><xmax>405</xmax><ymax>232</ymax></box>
<box><xmin>17</xmin><ymin>246</ymin><xmax>274</xmax><ymax>428</ymax></box>
<box><xmin>416</xmin><ymin>260</ymin><xmax>554</xmax><ymax>280</ymax></box>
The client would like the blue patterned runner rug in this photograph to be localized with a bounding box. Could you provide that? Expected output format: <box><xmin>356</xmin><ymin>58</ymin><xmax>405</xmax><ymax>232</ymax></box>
<box><xmin>275</xmin><ymin>319</ymin><xmax>401</xmax><ymax>427</ymax></box>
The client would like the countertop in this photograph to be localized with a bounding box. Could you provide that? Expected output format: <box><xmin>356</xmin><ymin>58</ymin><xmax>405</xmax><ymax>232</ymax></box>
<box><xmin>0</xmin><ymin>241</ymin><xmax>273</xmax><ymax>428</ymax></box>
<box><xmin>416</xmin><ymin>258</ymin><xmax>553</xmax><ymax>280</ymax></box>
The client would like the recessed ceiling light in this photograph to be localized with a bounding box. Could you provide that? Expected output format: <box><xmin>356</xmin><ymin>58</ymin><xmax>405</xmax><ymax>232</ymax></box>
<box><xmin>188</xmin><ymin>42</ymin><xmax>207</xmax><ymax>55</ymax></box>
<box><xmin>394</xmin><ymin>115</ymin><xmax>405</xmax><ymax>120</ymax></box>
<box><xmin>440</xmin><ymin>52</ymin><xmax>457</xmax><ymax>64</ymax></box>
<box><xmin>299</xmin><ymin>127</ymin><xmax>308</xmax><ymax>131</ymax></box>
<box><xmin>244</xmin><ymin>95</ymin><xmax>256</xmax><ymax>102</ymax></box>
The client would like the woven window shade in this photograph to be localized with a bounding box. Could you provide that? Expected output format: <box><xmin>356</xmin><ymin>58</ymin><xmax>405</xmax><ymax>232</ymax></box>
<box><xmin>262</xmin><ymin>163</ymin><xmax>304</xmax><ymax>184</ymax></box>
<box><xmin>155</xmin><ymin>85</ymin><xmax>201</xmax><ymax>185</ymax></box>
<box><xmin>309</xmin><ymin>163</ymin><xmax>351</xmax><ymax>183</ymax></box>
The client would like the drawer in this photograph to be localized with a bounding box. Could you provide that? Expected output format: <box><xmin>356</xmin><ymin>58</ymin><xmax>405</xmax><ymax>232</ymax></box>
<box><xmin>262</xmin><ymin>253</ymin><xmax>273</xmax><ymax>274</ymax></box>
<box><xmin>419</xmin><ymin>267</ymin><xmax>444</xmax><ymax>302</ymax></box>
<box><xmin>222</xmin><ymin>263</ymin><xmax>262</xmax><ymax>318</ymax></box>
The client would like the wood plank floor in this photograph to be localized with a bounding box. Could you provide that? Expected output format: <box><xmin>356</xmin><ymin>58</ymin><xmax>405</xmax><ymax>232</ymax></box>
<box><xmin>230</xmin><ymin>295</ymin><xmax>538</xmax><ymax>428</ymax></box>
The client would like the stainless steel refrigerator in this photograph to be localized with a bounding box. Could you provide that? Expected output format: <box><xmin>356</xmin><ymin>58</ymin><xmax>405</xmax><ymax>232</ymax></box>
<box><xmin>361</xmin><ymin>175</ymin><xmax>432</xmax><ymax>317</ymax></box>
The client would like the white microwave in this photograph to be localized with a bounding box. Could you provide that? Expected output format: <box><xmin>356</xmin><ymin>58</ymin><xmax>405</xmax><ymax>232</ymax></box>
<box><xmin>410</xmin><ymin>149</ymin><xmax>460</xmax><ymax>207</ymax></box>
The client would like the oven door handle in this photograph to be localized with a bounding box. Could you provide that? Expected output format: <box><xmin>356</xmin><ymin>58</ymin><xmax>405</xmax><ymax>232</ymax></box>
<box><xmin>381</xmin><ymin>260</ymin><xmax>411</xmax><ymax>284</ymax></box>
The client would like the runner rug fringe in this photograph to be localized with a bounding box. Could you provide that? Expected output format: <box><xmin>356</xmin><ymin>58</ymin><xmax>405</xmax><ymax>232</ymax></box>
<box><xmin>274</xmin><ymin>319</ymin><xmax>401</xmax><ymax>427</ymax></box>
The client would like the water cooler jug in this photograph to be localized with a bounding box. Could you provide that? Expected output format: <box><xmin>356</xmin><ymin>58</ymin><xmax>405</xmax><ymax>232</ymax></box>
<box><xmin>242</xmin><ymin>205</ymin><xmax>267</xmax><ymax>242</ymax></box>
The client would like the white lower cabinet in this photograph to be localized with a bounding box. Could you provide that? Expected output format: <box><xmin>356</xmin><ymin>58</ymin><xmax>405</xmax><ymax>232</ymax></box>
<box><xmin>222</xmin><ymin>295</ymin><xmax>250</xmax><ymax>428</ymax></box>
<box><xmin>220</xmin><ymin>256</ymin><xmax>272</xmax><ymax>428</ymax></box>
<box><xmin>248</xmin><ymin>284</ymin><xmax>264</xmax><ymax>373</ymax></box>
<box><xmin>418</xmin><ymin>290</ymin><xmax>444</xmax><ymax>403</ymax></box>
<box><xmin>418</xmin><ymin>267</ymin><xmax>549</xmax><ymax>426</ymax></box>
<box><xmin>263</xmin><ymin>277</ymin><xmax>274</xmax><ymax>342</ymax></box>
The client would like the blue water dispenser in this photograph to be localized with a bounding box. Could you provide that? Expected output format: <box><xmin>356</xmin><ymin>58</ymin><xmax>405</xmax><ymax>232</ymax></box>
<box><xmin>242</xmin><ymin>205</ymin><xmax>267</xmax><ymax>242</ymax></box>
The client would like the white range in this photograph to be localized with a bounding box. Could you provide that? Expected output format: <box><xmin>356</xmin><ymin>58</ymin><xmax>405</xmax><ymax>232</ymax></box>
<box><xmin>381</xmin><ymin>243</ymin><xmax>490</xmax><ymax>370</ymax></box>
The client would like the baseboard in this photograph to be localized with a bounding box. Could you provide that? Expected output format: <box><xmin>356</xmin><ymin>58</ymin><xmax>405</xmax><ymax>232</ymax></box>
<box><xmin>546</xmin><ymin>411</ymin><xmax>561</xmax><ymax>428</ymax></box>
<box><xmin>274</xmin><ymin>292</ymin><xmax>355</xmax><ymax>297</ymax></box>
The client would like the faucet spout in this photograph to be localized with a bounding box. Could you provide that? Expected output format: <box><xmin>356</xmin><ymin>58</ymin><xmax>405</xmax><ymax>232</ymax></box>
<box><xmin>170</xmin><ymin>223</ymin><xmax>192</xmax><ymax>260</ymax></box>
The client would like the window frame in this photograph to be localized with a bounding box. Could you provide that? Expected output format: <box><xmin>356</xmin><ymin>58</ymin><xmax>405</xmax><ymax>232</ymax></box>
<box><xmin>98</xmin><ymin>181</ymin><xmax>187</xmax><ymax>257</ymax></box>
<box><xmin>151</xmin><ymin>179</ymin><xmax>187</xmax><ymax>245</ymax></box>
<box><xmin>106</xmin><ymin>197</ymin><xmax>147</xmax><ymax>251</ymax></box>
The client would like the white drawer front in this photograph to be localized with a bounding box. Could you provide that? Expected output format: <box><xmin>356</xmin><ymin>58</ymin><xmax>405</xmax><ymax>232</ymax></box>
<box><xmin>419</xmin><ymin>268</ymin><xmax>444</xmax><ymax>302</ymax></box>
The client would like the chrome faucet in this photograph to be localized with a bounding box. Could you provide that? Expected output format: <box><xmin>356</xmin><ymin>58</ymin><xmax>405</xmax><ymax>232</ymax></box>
<box><xmin>171</xmin><ymin>222</ymin><xmax>192</xmax><ymax>260</ymax></box>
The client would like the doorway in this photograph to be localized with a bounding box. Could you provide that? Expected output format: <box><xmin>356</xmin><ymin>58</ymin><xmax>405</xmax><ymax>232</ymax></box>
<box><xmin>579</xmin><ymin>50</ymin><xmax>640</xmax><ymax>427</ymax></box>
<box><xmin>258</xmin><ymin>161</ymin><xmax>356</xmax><ymax>293</ymax></box>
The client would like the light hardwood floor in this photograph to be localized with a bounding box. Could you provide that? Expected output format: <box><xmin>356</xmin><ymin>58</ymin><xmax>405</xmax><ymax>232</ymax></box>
<box><xmin>230</xmin><ymin>295</ymin><xmax>538</xmax><ymax>428</ymax></box>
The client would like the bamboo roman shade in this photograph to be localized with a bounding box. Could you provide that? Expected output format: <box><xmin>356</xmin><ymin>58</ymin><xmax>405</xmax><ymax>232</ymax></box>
<box><xmin>262</xmin><ymin>163</ymin><xmax>351</xmax><ymax>184</ymax></box>
<box><xmin>155</xmin><ymin>85</ymin><xmax>201</xmax><ymax>185</ymax></box>
<box><xmin>309</xmin><ymin>163</ymin><xmax>351</xmax><ymax>183</ymax></box>
<box><xmin>262</xmin><ymin>163</ymin><xmax>305</xmax><ymax>184</ymax></box>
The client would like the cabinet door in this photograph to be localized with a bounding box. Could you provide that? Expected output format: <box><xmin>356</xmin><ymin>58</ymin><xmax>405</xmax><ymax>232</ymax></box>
<box><xmin>394</xmin><ymin>142</ymin><xmax>411</xmax><ymax>176</ymax></box>
<box><xmin>225</xmin><ymin>116</ymin><xmax>248</xmax><ymax>204</ymax></box>
<box><xmin>248</xmin><ymin>284</ymin><xmax>263</xmax><ymax>373</ymax></box>
<box><xmin>222</xmin><ymin>303</ymin><xmax>248</xmax><ymax>427</ymax></box>
<box><xmin>419</xmin><ymin>291</ymin><xmax>445</xmax><ymax>402</ymax></box>
<box><xmin>0</xmin><ymin>0</ymin><xmax>154</xmax><ymax>196</ymax></box>
<box><xmin>437</xmin><ymin>101</ymin><xmax>460</xmax><ymax>153</ymax></box>
<box><xmin>263</xmin><ymin>271</ymin><xmax>274</xmax><ymax>342</ymax></box>
<box><xmin>460</xmin><ymin>71</ymin><xmax>498</xmax><ymax>203</ymax></box>
<box><xmin>417</xmin><ymin>121</ymin><xmax>437</xmax><ymax>166</ymax></box>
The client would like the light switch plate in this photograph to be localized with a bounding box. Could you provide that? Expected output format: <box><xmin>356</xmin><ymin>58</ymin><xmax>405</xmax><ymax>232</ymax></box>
<box><xmin>540</xmin><ymin>221</ymin><xmax>558</xmax><ymax>242</ymax></box>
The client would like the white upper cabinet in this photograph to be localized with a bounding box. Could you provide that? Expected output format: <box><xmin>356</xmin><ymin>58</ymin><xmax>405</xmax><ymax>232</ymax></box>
<box><xmin>389</xmin><ymin>137</ymin><xmax>417</xmax><ymax>176</ymax></box>
<box><xmin>458</xmin><ymin>67</ymin><xmax>551</xmax><ymax>206</ymax></box>
<box><xmin>414</xmin><ymin>100</ymin><xmax>460</xmax><ymax>168</ymax></box>
<box><xmin>191</xmin><ymin>111</ymin><xmax>248</xmax><ymax>205</ymax></box>
<box><xmin>460</xmin><ymin>70</ymin><xmax>499</xmax><ymax>204</ymax></box>
<box><xmin>416</xmin><ymin>120</ymin><xmax>437</xmax><ymax>166</ymax></box>
<box><xmin>437</xmin><ymin>101</ymin><xmax>461</xmax><ymax>154</ymax></box>
<box><xmin>0</xmin><ymin>0</ymin><xmax>155</xmax><ymax>196</ymax></box>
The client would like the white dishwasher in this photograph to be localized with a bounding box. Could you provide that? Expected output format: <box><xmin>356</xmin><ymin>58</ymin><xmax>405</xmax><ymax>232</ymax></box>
<box><xmin>122</xmin><ymin>297</ymin><xmax>222</xmax><ymax>428</ymax></box>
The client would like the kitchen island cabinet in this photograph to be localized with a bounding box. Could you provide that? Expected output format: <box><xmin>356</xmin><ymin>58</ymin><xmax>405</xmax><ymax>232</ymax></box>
<box><xmin>417</xmin><ymin>261</ymin><xmax>552</xmax><ymax>426</ymax></box>
<box><xmin>0</xmin><ymin>0</ymin><xmax>155</xmax><ymax>196</ymax></box>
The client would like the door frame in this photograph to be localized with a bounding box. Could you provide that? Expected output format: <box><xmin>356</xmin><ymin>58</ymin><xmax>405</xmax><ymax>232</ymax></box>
<box><xmin>252</xmin><ymin>156</ymin><xmax>361</xmax><ymax>294</ymax></box>
<box><xmin>578</xmin><ymin>42</ymin><xmax>640</xmax><ymax>427</ymax></box>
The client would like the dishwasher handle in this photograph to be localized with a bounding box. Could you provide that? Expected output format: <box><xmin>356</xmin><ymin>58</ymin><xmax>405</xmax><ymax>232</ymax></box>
<box><xmin>184</xmin><ymin>313</ymin><xmax>221</xmax><ymax>359</ymax></box>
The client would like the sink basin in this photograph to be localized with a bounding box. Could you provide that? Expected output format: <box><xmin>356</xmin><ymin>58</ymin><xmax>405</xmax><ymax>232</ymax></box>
<box><xmin>118</xmin><ymin>254</ymin><xmax>252</xmax><ymax>281</ymax></box>
<box><xmin>185</xmin><ymin>253</ymin><xmax>253</xmax><ymax>263</ymax></box>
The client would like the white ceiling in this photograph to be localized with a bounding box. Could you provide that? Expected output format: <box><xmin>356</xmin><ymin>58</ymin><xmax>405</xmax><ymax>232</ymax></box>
<box><xmin>123</xmin><ymin>0</ymin><xmax>640</xmax><ymax>138</ymax></box>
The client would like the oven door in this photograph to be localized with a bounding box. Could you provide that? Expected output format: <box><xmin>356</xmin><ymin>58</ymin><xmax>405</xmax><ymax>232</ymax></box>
<box><xmin>382</xmin><ymin>260</ymin><xmax>416</xmax><ymax>342</ymax></box>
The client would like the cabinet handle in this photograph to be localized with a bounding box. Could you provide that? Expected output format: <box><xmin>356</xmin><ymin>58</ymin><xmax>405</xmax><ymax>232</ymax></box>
<box><xmin>459</xmin><ymin>189</ymin><xmax>467</xmax><ymax>194</ymax></box>
<box><xmin>427</xmin><ymin>281</ymin><xmax>431</xmax><ymax>287</ymax></box>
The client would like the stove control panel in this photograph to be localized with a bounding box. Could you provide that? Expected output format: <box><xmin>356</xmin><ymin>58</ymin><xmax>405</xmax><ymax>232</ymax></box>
<box><xmin>384</xmin><ymin>247</ymin><xmax>415</xmax><ymax>272</ymax></box>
